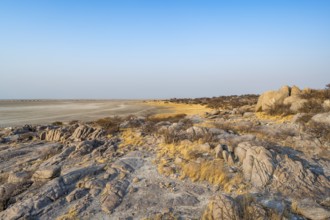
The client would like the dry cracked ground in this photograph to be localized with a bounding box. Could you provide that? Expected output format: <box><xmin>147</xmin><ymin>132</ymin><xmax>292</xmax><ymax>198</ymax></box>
<box><xmin>0</xmin><ymin>96</ymin><xmax>330</xmax><ymax>219</ymax></box>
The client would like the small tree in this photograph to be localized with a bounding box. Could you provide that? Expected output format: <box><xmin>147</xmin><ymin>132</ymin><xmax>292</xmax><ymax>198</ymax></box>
<box><xmin>326</xmin><ymin>83</ymin><xmax>330</xmax><ymax>90</ymax></box>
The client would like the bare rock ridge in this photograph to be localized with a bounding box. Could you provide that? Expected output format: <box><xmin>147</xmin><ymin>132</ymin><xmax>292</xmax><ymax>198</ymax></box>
<box><xmin>0</xmin><ymin>89</ymin><xmax>329</xmax><ymax>219</ymax></box>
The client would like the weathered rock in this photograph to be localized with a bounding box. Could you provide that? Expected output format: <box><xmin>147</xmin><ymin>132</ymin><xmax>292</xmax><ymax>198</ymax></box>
<box><xmin>84</xmin><ymin>179</ymin><xmax>106</xmax><ymax>189</ymax></box>
<box><xmin>61</xmin><ymin>165</ymin><xmax>105</xmax><ymax>185</ymax></box>
<box><xmin>234</xmin><ymin>142</ymin><xmax>252</xmax><ymax>163</ymax></box>
<box><xmin>311</xmin><ymin>112</ymin><xmax>330</xmax><ymax>126</ymax></box>
<box><xmin>40</xmin><ymin>128</ymin><xmax>70</xmax><ymax>142</ymax></box>
<box><xmin>256</xmin><ymin>85</ymin><xmax>291</xmax><ymax>112</ymax></box>
<box><xmin>101</xmin><ymin>179</ymin><xmax>130</xmax><ymax>213</ymax></box>
<box><xmin>0</xmin><ymin>183</ymin><xmax>16</xmax><ymax>209</ymax></box>
<box><xmin>66</xmin><ymin>188</ymin><xmax>88</xmax><ymax>202</ymax></box>
<box><xmin>206</xmin><ymin>194</ymin><xmax>240</xmax><ymax>220</ymax></box>
<box><xmin>291</xmin><ymin>113</ymin><xmax>308</xmax><ymax>123</ymax></box>
<box><xmin>200</xmin><ymin>143</ymin><xmax>211</xmax><ymax>152</ymax></box>
<box><xmin>291</xmin><ymin>85</ymin><xmax>302</xmax><ymax>96</ymax></box>
<box><xmin>292</xmin><ymin>199</ymin><xmax>330</xmax><ymax>220</ymax></box>
<box><xmin>283</xmin><ymin>96</ymin><xmax>307</xmax><ymax>113</ymax></box>
<box><xmin>112</xmin><ymin>161</ymin><xmax>134</xmax><ymax>173</ymax></box>
<box><xmin>227</xmin><ymin>153</ymin><xmax>235</xmax><ymax>166</ymax></box>
<box><xmin>215</xmin><ymin>144</ymin><xmax>223</xmax><ymax>159</ymax></box>
<box><xmin>323</xmin><ymin>99</ymin><xmax>330</xmax><ymax>111</ymax></box>
<box><xmin>70</xmin><ymin>140</ymin><xmax>102</xmax><ymax>157</ymax></box>
<box><xmin>222</xmin><ymin>150</ymin><xmax>229</xmax><ymax>162</ymax></box>
<box><xmin>186</xmin><ymin>126</ymin><xmax>208</xmax><ymax>137</ymax></box>
<box><xmin>12</xmin><ymin>125</ymin><xmax>35</xmax><ymax>135</ymax></box>
<box><xmin>8</xmin><ymin>171</ymin><xmax>31</xmax><ymax>183</ymax></box>
<box><xmin>105</xmin><ymin>179</ymin><xmax>130</xmax><ymax>198</ymax></box>
<box><xmin>33</xmin><ymin>165</ymin><xmax>61</xmax><ymax>179</ymax></box>
<box><xmin>0</xmin><ymin>165</ymin><xmax>105</xmax><ymax>219</ymax></box>
<box><xmin>101</xmin><ymin>193</ymin><xmax>122</xmax><ymax>213</ymax></box>
<box><xmin>270</xmin><ymin>155</ymin><xmax>330</xmax><ymax>199</ymax></box>
<box><xmin>71</xmin><ymin>125</ymin><xmax>103</xmax><ymax>140</ymax></box>
<box><xmin>242</xmin><ymin>146</ymin><xmax>275</xmax><ymax>187</ymax></box>
<box><xmin>173</xmin><ymin>193</ymin><xmax>199</xmax><ymax>206</ymax></box>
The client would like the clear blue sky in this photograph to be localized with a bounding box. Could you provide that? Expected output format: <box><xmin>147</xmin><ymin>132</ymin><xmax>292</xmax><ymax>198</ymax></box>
<box><xmin>0</xmin><ymin>0</ymin><xmax>329</xmax><ymax>99</ymax></box>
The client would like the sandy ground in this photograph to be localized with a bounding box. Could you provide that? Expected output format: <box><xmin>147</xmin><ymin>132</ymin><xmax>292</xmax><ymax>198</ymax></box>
<box><xmin>0</xmin><ymin>100</ymin><xmax>166</xmax><ymax>127</ymax></box>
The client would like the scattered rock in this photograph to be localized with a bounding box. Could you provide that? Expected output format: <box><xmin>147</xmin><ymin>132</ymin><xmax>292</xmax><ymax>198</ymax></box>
<box><xmin>292</xmin><ymin>199</ymin><xmax>330</xmax><ymax>220</ymax></box>
<box><xmin>66</xmin><ymin>188</ymin><xmax>88</xmax><ymax>202</ymax></box>
<box><xmin>7</xmin><ymin>171</ymin><xmax>31</xmax><ymax>183</ymax></box>
<box><xmin>311</xmin><ymin>112</ymin><xmax>330</xmax><ymax>125</ymax></box>
<box><xmin>215</xmin><ymin>144</ymin><xmax>223</xmax><ymax>159</ymax></box>
<box><xmin>200</xmin><ymin>143</ymin><xmax>211</xmax><ymax>152</ymax></box>
<box><xmin>242</xmin><ymin>146</ymin><xmax>275</xmax><ymax>187</ymax></box>
<box><xmin>33</xmin><ymin>165</ymin><xmax>61</xmax><ymax>179</ymax></box>
<box><xmin>206</xmin><ymin>194</ymin><xmax>240</xmax><ymax>220</ymax></box>
<box><xmin>256</xmin><ymin>85</ymin><xmax>291</xmax><ymax>112</ymax></box>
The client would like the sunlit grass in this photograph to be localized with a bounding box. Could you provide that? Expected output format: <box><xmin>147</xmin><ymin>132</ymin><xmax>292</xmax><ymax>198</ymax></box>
<box><xmin>256</xmin><ymin>112</ymin><xmax>293</xmax><ymax>123</ymax></box>
<box><xmin>156</xmin><ymin>140</ymin><xmax>245</xmax><ymax>193</ymax></box>
<box><xmin>119</xmin><ymin>128</ymin><xmax>145</xmax><ymax>148</ymax></box>
<box><xmin>144</xmin><ymin>101</ymin><xmax>211</xmax><ymax>117</ymax></box>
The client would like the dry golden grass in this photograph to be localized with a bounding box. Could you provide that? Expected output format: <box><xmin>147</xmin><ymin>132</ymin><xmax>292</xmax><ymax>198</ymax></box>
<box><xmin>256</xmin><ymin>112</ymin><xmax>293</xmax><ymax>123</ymax></box>
<box><xmin>144</xmin><ymin>101</ymin><xmax>211</xmax><ymax>117</ymax></box>
<box><xmin>119</xmin><ymin>128</ymin><xmax>145</xmax><ymax>148</ymax></box>
<box><xmin>56</xmin><ymin>208</ymin><xmax>78</xmax><ymax>220</ymax></box>
<box><xmin>156</xmin><ymin>140</ymin><xmax>244</xmax><ymax>193</ymax></box>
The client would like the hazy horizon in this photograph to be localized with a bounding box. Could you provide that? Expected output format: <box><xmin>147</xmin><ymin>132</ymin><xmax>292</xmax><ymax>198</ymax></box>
<box><xmin>1</xmin><ymin>0</ymin><xmax>329</xmax><ymax>99</ymax></box>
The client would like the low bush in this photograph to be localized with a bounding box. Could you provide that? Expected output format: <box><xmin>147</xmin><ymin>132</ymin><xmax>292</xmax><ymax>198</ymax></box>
<box><xmin>94</xmin><ymin>116</ymin><xmax>123</xmax><ymax>134</ymax></box>
<box><xmin>265</xmin><ymin>103</ymin><xmax>292</xmax><ymax>116</ymax></box>
<box><xmin>299</xmin><ymin>88</ymin><xmax>330</xmax><ymax>101</ymax></box>
<box><xmin>52</xmin><ymin>121</ymin><xmax>63</xmax><ymax>126</ymax></box>
<box><xmin>298</xmin><ymin>99</ymin><xmax>324</xmax><ymax>114</ymax></box>
<box><xmin>68</xmin><ymin>120</ymin><xmax>79</xmax><ymax>125</ymax></box>
<box><xmin>167</xmin><ymin>95</ymin><xmax>259</xmax><ymax>110</ymax></box>
<box><xmin>147</xmin><ymin>113</ymin><xmax>187</xmax><ymax>123</ymax></box>
<box><xmin>304</xmin><ymin>121</ymin><xmax>330</xmax><ymax>144</ymax></box>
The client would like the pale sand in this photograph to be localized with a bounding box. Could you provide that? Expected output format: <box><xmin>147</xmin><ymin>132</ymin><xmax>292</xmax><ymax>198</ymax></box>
<box><xmin>0</xmin><ymin>100</ymin><xmax>166</xmax><ymax>127</ymax></box>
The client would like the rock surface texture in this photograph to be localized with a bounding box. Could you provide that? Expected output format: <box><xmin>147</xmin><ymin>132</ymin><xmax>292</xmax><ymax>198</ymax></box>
<box><xmin>0</xmin><ymin>101</ymin><xmax>329</xmax><ymax>219</ymax></box>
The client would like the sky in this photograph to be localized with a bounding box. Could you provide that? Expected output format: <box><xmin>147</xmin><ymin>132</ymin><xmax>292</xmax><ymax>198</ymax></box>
<box><xmin>0</xmin><ymin>0</ymin><xmax>329</xmax><ymax>99</ymax></box>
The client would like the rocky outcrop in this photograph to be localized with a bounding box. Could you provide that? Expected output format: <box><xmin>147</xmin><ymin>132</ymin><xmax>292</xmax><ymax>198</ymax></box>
<box><xmin>283</xmin><ymin>96</ymin><xmax>307</xmax><ymax>113</ymax></box>
<box><xmin>7</xmin><ymin>171</ymin><xmax>31</xmax><ymax>183</ymax></box>
<box><xmin>270</xmin><ymin>155</ymin><xmax>330</xmax><ymax>199</ymax></box>
<box><xmin>203</xmin><ymin>194</ymin><xmax>240</xmax><ymax>220</ymax></box>
<box><xmin>256</xmin><ymin>85</ymin><xmax>307</xmax><ymax>113</ymax></box>
<box><xmin>241</xmin><ymin>146</ymin><xmax>275</xmax><ymax>187</ymax></box>
<box><xmin>1</xmin><ymin>111</ymin><xmax>329</xmax><ymax>219</ymax></box>
<box><xmin>0</xmin><ymin>165</ymin><xmax>105</xmax><ymax>219</ymax></box>
<box><xmin>292</xmin><ymin>199</ymin><xmax>330</xmax><ymax>220</ymax></box>
<box><xmin>186</xmin><ymin>126</ymin><xmax>208</xmax><ymax>138</ymax></box>
<box><xmin>234</xmin><ymin>142</ymin><xmax>330</xmax><ymax>198</ymax></box>
<box><xmin>101</xmin><ymin>179</ymin><xmax>130</xmax><ymax>213</ymax></box>
<box><xmin>256</xmin><ymin>85</ymin><xmax>291</xmax><ymax>112</ymax></box>
<box><xmin>71</xmin><ymin>125</ymin><xmax>104</xmax><ymax>141</ymax></box>
<box><xmin>312</xmin><ymin>112</ymin><xmax>330</xmax><ymax>125</ymax></box>
<box><xmin>40</xmin><ymin>125</ymin><xmax>105</xmax><ymax>142</ymax></box>
<box><xmin>33</xmin><ymin>165</ymin><xmax>61</xmax><ymax>179</ymax></box>
<box><xmin>40</xmin><ymin>127</ymin><xmax>71</xmax><ymax>142</ymax></box>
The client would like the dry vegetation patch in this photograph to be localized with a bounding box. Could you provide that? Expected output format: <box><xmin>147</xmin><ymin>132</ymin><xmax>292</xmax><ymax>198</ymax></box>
<box><xmin>156</xmin><ymin>140</ymin><xmax>244</xmax><ymax>193</ymax></box>
<box><xmin>94</xmin><ymin>116</ymin><xmax>123</xmax><ymax>134</ymax></box>
<box><xmin>166</xmin><ymin>95</ymin><xmax>258</xmax><ymax>110</ymax></box>
<box><xmin>144</xmin><ymin>101</ymin><xmax>211</xmax><ymax>117</ymax></box>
